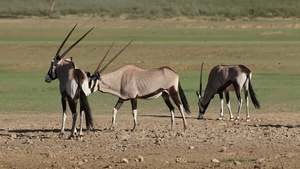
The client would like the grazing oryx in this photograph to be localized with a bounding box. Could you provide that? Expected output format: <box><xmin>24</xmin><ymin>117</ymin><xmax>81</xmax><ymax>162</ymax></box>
<box><xmin>88</xmin><ymin>42</ymin><xmax>191</xmax><ymax>131</ymax></box>
<box><xmin>196</xmin><ymin>63</ymin><xmax>260</xmax><ymax>121</ymax></box>
<box><xmin>45</xmin><ymin>24</ymin><xmax>94</xmax><ymax>137</ymax></box>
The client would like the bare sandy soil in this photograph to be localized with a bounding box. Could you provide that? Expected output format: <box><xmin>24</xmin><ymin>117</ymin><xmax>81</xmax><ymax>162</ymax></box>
<box><xmin>0</xmin><ymin>112</ymin><xmax>300</xmax><ymax>169</ymax></box>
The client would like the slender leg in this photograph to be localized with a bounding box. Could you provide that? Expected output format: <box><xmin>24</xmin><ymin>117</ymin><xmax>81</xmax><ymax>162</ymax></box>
<box><xmin>219</xmin><ymin>93</ymin><xmax>224</xmax><ymax>120</ymax></box>
<box><xmin>162</xmin><ymin>92</ymin><xmax>175</xmax><ymax>130</ymax></box>
<box><xmin>169</xmin><ymin>89</ymin><xmax>187</xmax><ymax>131</ymax></box>
<box><xmin>71</xmin><ymin>112</ymin><xmax>78</xmax><ymax>137</ymax></box>
<box><xmin>244</xmin><ymin>87</ymin><xmax>250</xmax><ymax>121</ymax></box>
<box><xmin>61</xmin><ymin>112</ymin><xmax>67</xmax><ymax>134</ymax></box>
<box><xmin>79</xmin><ymin>110</ymin><xmax>84</xmax><ymax>136</ymax></box>
<box><xmin>68</xmin><ymin>99</ymin><xmax>78</xmax><ymax>137</ymax></box>
<box><xmin>235</xmin><ymin>91</ymin><xmax>242</xmax><ymax>120</ymax></box>
<box><xmin>225</xmin><ymin>91</ymin><xmax>234</xmax><ymax>121</ymax></box>
<box><xmin>236</xmin><ymin>98</ymin><xmax>243</xmax><ymax>120</ymax></box>
<box><xmin>130</xmin><ymin>98</ymin><xmax>138</xmax><ymax>131</ymax></box>
<box><xmin>179</xmin><ymin>104</ymin><xmax>187</xmax><ymax>131</ymax></box>
<box><xmin>232</xmin><ymin>82</ymin><xmax>243</xmax><ymax>121</ymax></box>
<box><xmin>132</xmin><ymin>109</ymin><xmax>138</xmax><ymax>131</ymax></box>
<box><xmin>109</xmin><ymin>98</ymin><xmax>124</xmax><ymax>130</ymax></box>
<box><xmin>60</xmin><ymin>97</ymin><xmax>67</xmax><ymax>135</ymax></box>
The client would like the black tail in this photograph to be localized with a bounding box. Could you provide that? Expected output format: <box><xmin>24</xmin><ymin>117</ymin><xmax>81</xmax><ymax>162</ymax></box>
<box><xmin>80</xmin><ymin>89</ymin><xmax>93</xmax><ymax>130</ymax></box>
<box><xmin>249</xmin><ymin>80</ymin><xmax>260</xmax><ymax>109</ymax></box>
<box><xmin>178</xmin><ymin>82</ymin><xmax>191</xmax><ymax>114</ymax></box>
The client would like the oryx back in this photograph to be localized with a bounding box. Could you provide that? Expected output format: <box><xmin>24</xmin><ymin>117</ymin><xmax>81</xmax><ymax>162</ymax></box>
<box><xmin>206</xmin><ymin>65</ymin><xmax>250</xmax><ymax>95</ymax></box>
<box><xmin>100</xmin><ymin>65</ymin><xmax>179</xmax><ymax>100</ymax></box>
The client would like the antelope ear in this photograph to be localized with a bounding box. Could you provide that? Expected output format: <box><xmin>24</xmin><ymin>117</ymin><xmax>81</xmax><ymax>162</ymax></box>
<box><xmin>85</xmin><ymin>71</ymin><xmax>91</xmax><ymax>78</ymax></box>
<box><xmin>196</xmin><ymin>91</ymin><xmax>201</xmax><ymax>98</ymax></box>
<box><xmin>66</xmin><ymin>57</ymin><xmax>73</xmax><ymax>62</ymax></box>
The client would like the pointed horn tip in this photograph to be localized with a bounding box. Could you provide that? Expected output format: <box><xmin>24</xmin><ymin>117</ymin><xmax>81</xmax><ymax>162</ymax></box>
<box><xmin>98</xmin><ymin>40</ymin><xmax>133</xmax><ymax>74</ymax></box>
<box><xmin>89</xmin><ymin>26</ymin><xmax>95</xmax><ymax>31</ymax></box>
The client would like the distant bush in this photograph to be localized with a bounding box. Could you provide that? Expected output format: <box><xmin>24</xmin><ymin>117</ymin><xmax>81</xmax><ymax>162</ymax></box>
<box><xmin>0</xmin><ymin>0</ymin><xmax>299</xmax><ymax>19</ymax></box>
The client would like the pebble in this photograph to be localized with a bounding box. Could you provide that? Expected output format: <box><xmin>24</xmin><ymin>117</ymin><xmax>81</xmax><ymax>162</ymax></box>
<box><xmin>211</xmin><ymin>158</ymin><xmax>220</xmax><ymax>163</ymax></box>
<box><xmin>121</xmin><ymin>158</ymin><xmax>129</xmax><ymax>163</ymax></box>
<box><xmin>175</xmin><ymin>157</ymin><xmax>187</xmax><ymax>163</ymax></box>
<box><xmin>10</xmin><ymin>133</ymin><xmax>17</xmax><ymax>139</ymax></box>
<box><xmin>220</xmin><ymin>146</ymin><xmax>227</xmax><ymax>152</ymax></box>
<box><xmin>77</xmin><ymin>161</ymin><xmax>84</xmax><ymax>165</ymax></box>
<box><xmin>257</xmin><ymin>158</ymin><xmax>265</xmax><ymax>162</ymax></box>
<box><xmin>188</xmin><ymin>146</ymin><xmax>195</xmax><ymax>150</ymax></box>
<box><xmin>135</xmin><ymin>156</ymin><xmax>144</xmax><ymax>162</ymax></box>
<box><xmin>234</xmin><ymin>160</ymin><xmax>241</xmax><ymax>166</ymax></box>
<box><xmin>46</xmin><ymin>153</ymin><xmax>55</xmax><ymax>158</ymax></box>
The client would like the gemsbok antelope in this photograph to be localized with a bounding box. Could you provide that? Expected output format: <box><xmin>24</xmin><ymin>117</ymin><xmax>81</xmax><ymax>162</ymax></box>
<box><xmin>45</xmin><ymin>24</ymin><xmax>94</xmax><ymax>137</ymax></box>
<box><xmin>196</xmin><ymin>63</ymin><xmax>260</xmax><ymax>121</ymax></box>
<box><xmin>88</xmin><ymin>42</ymin><xmax>191</xmax><ymax>131</ymax></box>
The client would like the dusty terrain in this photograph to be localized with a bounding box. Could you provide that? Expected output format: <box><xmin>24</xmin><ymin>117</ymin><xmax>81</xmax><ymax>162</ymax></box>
<box><xmin>0</xmin><ymin>112</ymin><xmax>299</xmax><ymax>169</ymax></box>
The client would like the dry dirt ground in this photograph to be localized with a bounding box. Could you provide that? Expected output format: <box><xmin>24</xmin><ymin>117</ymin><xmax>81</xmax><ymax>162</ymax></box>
<box><xmin>0</xmin><ymin>112</ymin><xmax>300</xmax><ymax>169</ymax></box>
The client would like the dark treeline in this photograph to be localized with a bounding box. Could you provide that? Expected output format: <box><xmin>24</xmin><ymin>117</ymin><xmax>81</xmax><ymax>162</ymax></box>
<box><xmin>1</xmin><ymin>0</ymin><xmax>299</xmax><ymax>19</ymax></box>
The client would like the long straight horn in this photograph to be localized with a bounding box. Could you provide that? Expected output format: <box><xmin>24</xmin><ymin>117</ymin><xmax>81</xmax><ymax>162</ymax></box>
<box><xmin>94</xmin><ymin>42</ymin><xmax>115</xmax><ymax>75</ymax></box>
<box><xmin>199</xmin><ymin>62</ymin><xmax>204</xmax><ymax>96</ymax></box>
<box><xmin>99</xmin><ymin>40</ymin><xmax>133</xmax><ymax>74</ymax></box>
<box><xmin>55</xmin><ymin>23</ymin><xmax>78</xmax><ymax>60</ymax></box>
<box><xmin>59</xmin><ymin>26</ymin><xmax>94</xmax><ymax>59</ymax></box>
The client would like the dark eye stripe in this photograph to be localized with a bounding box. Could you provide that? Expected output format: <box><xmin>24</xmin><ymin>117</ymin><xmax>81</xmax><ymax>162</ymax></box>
<box><xmin>47</xmin><ymin>61</ymin><xmax>57</xmax><ymax>80</ymax></box>
<box><xmin>91</xmin><ymin>79</ymin><xmax>97</xmax><ymax>91</ymax></box>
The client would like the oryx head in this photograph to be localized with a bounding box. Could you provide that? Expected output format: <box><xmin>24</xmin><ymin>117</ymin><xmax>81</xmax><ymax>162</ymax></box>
<box><xmin>88</xmin><ymin>40</ymin><xmax>133</xmax><ymax>93</ymax></box>
<box><xmin>196</xmin><ymin>62</ymin><xmax>206</xmax><ymax>119</ymax></box>
<box><xmin>45</xmin><ymin>24</ymin><xmax>94</xmax><ymax>83</ymax></box>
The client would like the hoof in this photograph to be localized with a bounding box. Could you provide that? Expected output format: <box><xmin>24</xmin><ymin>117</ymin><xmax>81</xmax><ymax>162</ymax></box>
<box><xmin>246</xmin><ymin>118</ymin><xmax>250</xmax><ymax>122</ymax></box>
<box><xmin>131</xmin><ymin>128</ymin><xmax>137</xmax><ymax>132</ymax></box>
<box><xmin>108</xmin><ymin>125</ymin><xmax>115</xmax><ymax>131</ymax></box>
<box><xmin>68</xmin><ymin>134</ymin><xmax>75</xmax><ymax>140</ymax></box>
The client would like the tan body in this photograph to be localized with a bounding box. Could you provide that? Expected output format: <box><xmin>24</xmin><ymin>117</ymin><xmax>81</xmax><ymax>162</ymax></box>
<box><xmin>90</xmin><ymin>64</ymin><xmax>190</xmax><ymax>131</ymax></box>
<box><xmin>99</xmin><ymin>65</ymin><xmax>179</xmax><ymax>99</ymax></box>
<box><xmin>197</xmin><ymin>64</ymin><xmax>260</xmax><ymax>121</ymax></box>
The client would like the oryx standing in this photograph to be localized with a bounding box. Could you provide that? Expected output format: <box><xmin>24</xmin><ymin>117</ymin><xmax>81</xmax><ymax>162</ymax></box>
<box><xmin>45</xmin><ymin>24</ymin><xmax>94</xmax><ymax>137</ymax></box>
<box><xmin>196</xmin><ymin>63</ymin><xmax>260</xmax><ymax>121</ymax></box>
<box><xmin>88</xmin><ymin>42</ymin><xmax>191</xmax><ymax>131</ymax></box>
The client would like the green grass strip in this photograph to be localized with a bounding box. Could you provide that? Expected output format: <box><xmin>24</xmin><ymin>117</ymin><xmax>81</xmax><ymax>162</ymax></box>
<box><xmin>220</xmin><ymin>158</ymin><xmax>257</xmax><ymax>163</ymax></box>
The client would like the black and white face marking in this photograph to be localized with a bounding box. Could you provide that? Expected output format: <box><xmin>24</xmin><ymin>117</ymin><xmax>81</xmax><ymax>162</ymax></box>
<box><xmin>45</xmin><ymin>60</ymin><xmax>57</xmax><ymax>83</ymax></box>
<box><xmin>198</xmin><ymin>97</ymin><xmax>205</xmax><ymax>119</ymax></box>
<box><xmin>88</xmin><ymin>74</ymin><xmax>100</xmax><ymax>93</ymax></box>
